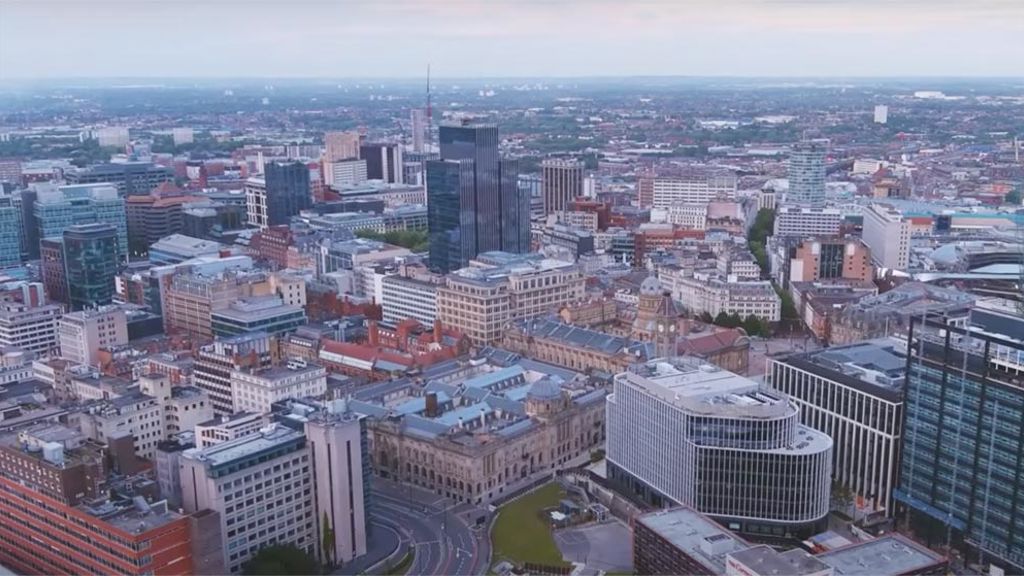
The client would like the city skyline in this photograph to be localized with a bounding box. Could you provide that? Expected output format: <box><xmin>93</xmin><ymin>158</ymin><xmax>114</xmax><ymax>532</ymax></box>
<box><xmin>2</xmin><ymin>0</ymin><xmax>1023</xmax><ymax>79</ymax></box>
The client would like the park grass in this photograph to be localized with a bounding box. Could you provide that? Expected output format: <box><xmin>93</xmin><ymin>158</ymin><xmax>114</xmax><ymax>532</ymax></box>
<box><xmin>490</xmin><ymin>483</ymin><xmax>572</xmax><ymax>569</ymax></box>
<box><xmin>384</xmin><ymin>551</ymin><xmax>413</xmax><ymax>576</ymax></box>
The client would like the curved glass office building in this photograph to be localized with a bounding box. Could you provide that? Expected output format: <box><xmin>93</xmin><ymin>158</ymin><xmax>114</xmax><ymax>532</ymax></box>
<box><xmin>607</xmin><ymin>358</ymin><xmax>832</xmax><ymax>539</ymax></box>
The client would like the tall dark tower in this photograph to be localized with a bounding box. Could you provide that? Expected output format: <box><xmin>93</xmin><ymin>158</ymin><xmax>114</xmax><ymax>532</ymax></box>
<box><xmin>427</xmin><ymin>122</ymin><xmax>527</xmax><ymax>273</ymax></box>
<box><xmin>62</xmin><ymin>223</ymin><xmax>119</xmax><ymax>311</ymax></box>
<box><xmin>264</xmin><ymin>161</ymin><xmax>311</xmax><ymax>226</ymax></box>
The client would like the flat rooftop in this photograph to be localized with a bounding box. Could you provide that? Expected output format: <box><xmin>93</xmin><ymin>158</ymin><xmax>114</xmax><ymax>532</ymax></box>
<box><xmin>817</xmin><ymin>534</ymin><xmax>945</xmax><ymax>576</ymax></box>
<box><xmin>183</xmin><ymin>424</ymin><xmax>303</xmax><ymax>468</ymax></box>
<box><xmin>636</xmin><ymin>507</ymin><xmax>748</xmax><ymax>574</ymax></box>
<box><xmin>728</xmin><ymin>545</ymin><xmax>831</xmax><ymax>576</ymax></box>
<box><xmin>801</xmin><ymin>340</ymin><xmax>906</xmax><ymax>393</ymax></box>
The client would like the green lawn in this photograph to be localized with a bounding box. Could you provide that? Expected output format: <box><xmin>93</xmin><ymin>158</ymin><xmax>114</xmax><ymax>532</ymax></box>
<box><xmin>491</xmin><ymin>483</ymin><xmax>572</xmax><ymax>569</ymax></box>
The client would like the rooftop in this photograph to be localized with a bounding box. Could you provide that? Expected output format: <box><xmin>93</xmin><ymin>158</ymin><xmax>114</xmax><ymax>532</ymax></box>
<box><xmin>728</xmin><ymin>546</ymin><xmax>831</xmax><ymax>576</ymax></box>
<box><xmin>636</xmin><ymin>507</ymin><xmax>748</xmax><ymax>574</ymax></box>
<box><xmin>795</xmin><ymin>340</ymin><xmax>907</xmax><ymax>396</ymax></box>
<box><xmin>816</xmin><ymin>535</ymin><xmax>945</xmax><ymax>576</ymax></box>
<box><xmin>150</xmin><ymin>234</ymin><xmax>225</xmax><ymax>256</ymax></box>
<box><xmin>183</xmin><ymin>424</ymin><xmax>303</xmax><ymax>469</ymax></box>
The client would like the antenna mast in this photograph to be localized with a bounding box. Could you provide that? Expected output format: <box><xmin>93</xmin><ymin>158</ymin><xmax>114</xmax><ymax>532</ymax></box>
<box><xmin>426</xmin><ymin>64</ymin><xmax>432</xmax><ymax>151</ymax></box>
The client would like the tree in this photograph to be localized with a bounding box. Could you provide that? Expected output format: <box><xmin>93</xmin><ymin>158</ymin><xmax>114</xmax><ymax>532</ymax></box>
<box><xmin>1006</xmin><ymin>187</ymin><xmax>1022</xmax><ymax>206</ymax></box>
<box><xmin>242</xmin><ymin>544</ymin><xmax>319</xmax><ymax>576</ymax></box>
<box><xmin>713</xmin><ymin>312</ymin><xmax>730</xmax><ymax>326</ymax></box>
<box><xmin>743</xmin><ymin>315</ymin><xmax>762</xmax><ymax>337</ymax></box>
<box><xmin>699</xmin><ymin>311</ymin><xmax>714</xmax><ymax>324</ymax></box>
<box><xmin>321</xmin><ymin>512</ymin><xmax>335</xmax><ymax>568</ymax></box>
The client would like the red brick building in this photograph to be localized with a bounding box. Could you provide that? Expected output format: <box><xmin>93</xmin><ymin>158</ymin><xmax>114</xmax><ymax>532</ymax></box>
<box><xmin>248</xmin><ymin>225</ymin><xmax>293</xmax><ymax>269</ymax></box>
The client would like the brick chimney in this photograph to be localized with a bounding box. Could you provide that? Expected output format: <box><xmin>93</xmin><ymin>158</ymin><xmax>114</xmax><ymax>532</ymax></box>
<box><xmin>368</xmin><ymin>320</ymin><xmax>379</xmax><ymax>347</ymax></box>
<box><xmin>433</xmin><ymin>319</ymin><xmax>443</xmax><ymax>343</ymax></box>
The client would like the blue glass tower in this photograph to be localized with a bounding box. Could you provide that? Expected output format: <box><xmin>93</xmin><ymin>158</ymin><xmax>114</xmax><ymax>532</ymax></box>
<box><xmin>264</xmin><ymin>161</ymin><xmax>312</xmax><ymax>226</ymax></box>
<box><xmin>427</xmin><ymin>123</ymin><xmax>526</xmax><ymax>272</ymax></box>
<box><xmin>62</xmin><ymin>223</ymin><xmax>119</xmax><ymax>311</ymax></box>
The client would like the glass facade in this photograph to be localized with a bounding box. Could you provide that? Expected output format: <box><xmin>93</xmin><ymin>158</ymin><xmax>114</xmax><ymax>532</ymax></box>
<box><xmin>896</xmin><ymin>316</ymin><xmax>1024</xmax><ymax>572</ymax></box>
<box><xmin>427</xmin><ymin>124</ymin><xmax>527</xmax><ymax>273</ymax></box>
<box><xmin>0</xmin><ymin>197</ymin><xmax>22</xmax><ymax>268</ymax></box>
<box><xmin>34</xmin><ymin>184</ymin><xmax>128</xmax><ymax>262</ymax></box>
<box><xmin>787</xmin><ymin>141</ymin><xmax>826</xmax><ymax>205</ymax></box>
<box><xmin>264</xmin><ymin>161</ymin><xmax>311</xmax><ymax>226</ymax></box>
<box><xmin>62</xmin><ymin>224</ymin><xmax>119</xmax><ymax>311</ymax></box>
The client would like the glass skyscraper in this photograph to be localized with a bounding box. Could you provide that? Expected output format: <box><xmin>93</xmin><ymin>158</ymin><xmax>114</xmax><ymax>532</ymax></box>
<box><xmin>33</xmin><ymin>183</ymin><xmax>128</xmax><ymax>262</ymax></box>
<box><xmin>427</xmin><ymin>122</ymin><xmax>527</xmax><ymax>273</ymax></box>
<box><xmin>787</xmin><ymin>141</ymin><xmax>827</xmax><ymax>205</ymax></box>
<box><xmin>896</xmin><ymin>310</ymin><xmax>1024</xmax><ymax>572</ymax></box>
<box><xmin>0</xmin><ymin>196</ymin><xmax>22</xmax><ymax>268</ymax></box>
<box><xmin>264</xmin><ymin>161</ymin><xmax>312</xmax><ymax>226</ymax></box>
<box><xmin>62</xmin><ymin>223</ymin><xmax>120</xmax><ymax>311</ymax></box>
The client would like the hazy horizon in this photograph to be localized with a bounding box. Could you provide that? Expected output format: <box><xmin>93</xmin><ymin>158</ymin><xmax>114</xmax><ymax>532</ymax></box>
<box><xmin>2</xmin><ymin>0</ymin><xmax>1023</xmax><ymax>79</ymax></box>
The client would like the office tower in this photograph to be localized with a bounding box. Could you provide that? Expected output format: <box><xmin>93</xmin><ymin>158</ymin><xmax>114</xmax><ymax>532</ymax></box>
<box><xmin>125</xmin><ymin>183</ymin><xmax>203</xmax><ymax>249</ymax></box>
<box><xmin>13</xmin><ymin>188</ymin><xmax>39</xmax><ymax>259</ymax></box>
<box><xmin>62</xmin><ymin>223</ymin><xmax>119</xmax><ymax>311</ymax></box>
<box><xmin>161</xmin><ymin>268</ymin><xmax>265</xmax><ymax>339</ymax></box>
<box><xmin>229</xmin><ymin>360</ymin><xmax>326</xmax><ymax>414</ymax></box>
<box><xmin>265</xmin><ymin>160</ymin><xmax>312</xmax><ymax>226</ymax></box>
<box><xmin>426</xmin><ymin>122</ymin><xmax>526</xmax><ymax>272</ymax></box>
<box><xmin>328</xmin><ymin>158</ymin><xmax>368</xmax><ymax>188</ymax></box>
<box><xmin>0</xmin><ymin>300</ymin><xmax>61</xmax><ymax>354</ymax></box>
<box><xmin>40</xmin><ymin>238</ymin><xmax>68</xmax><ymax>305</ymax></box>
<box><xmin>874</xmin><ymin>105</ymin><xmax>888</xmax><ymax>124</ymax></box>
<box><xmin>360</xmin><ymin>142</ymin><xmax>404</xmax><ymax>184</ymax></box>
<box><xmin>410</xmin><ymin>109</ymin><xmax>426</xmax><ymax>152</ymax></box>
<box><xmin>0</xmin><ymin>195</ymin><xmax>21</xmax><ymax>267</ymax></box>
<box><xmin>34</xmin><ymin>183</ymin><xmax>128</xmax><ymax>261</ymax></box>
<box><xmin>324</xmin><ymin>131</ymin><xmax>361</xmax><ymax>163</ymax></box>
<box><xmin>541</xmin><ymin>159</ymin><xmax>584</xmax><ymax>215</ymax></box>
<box><xmin>896</xmin><ymin>311</ymin><xmax>1024</xmax><ymax>571</ymax></box>
<box><xmin>65</xmin><ymin>161</ymin><xmax>174</xmax><ymax>196</ymax></box>
<box><xmin>180</xmin><ymin>426</ymin><xmax>316</xmax><ymax>573</ymax></box>
<box><xmin>787</xmin><ymin>141</ymin><xmax>827</xmax><ymax>205</ymax></box>
<box><xmin>606</xmin><ymin>357</ymin><xmax>832</xmax><ymax>539</ymax></box>
<box><xmin>193</xmin><ymin>331</ymin><xmax>275</xmax><ymax>415</ymax></box>
<box><xmin>58</xmin><ymin>306</ymin><xmax>129</xmax><ymax>366</ymax></box>
<box><xmin>381</xmin><ymin>274</ymin><xmax>438</xmax><ymax>325</ymax></box>
<box><xmin>861</xmin><ymin>203</ymin><xmax>910</xmax><ymax>270</ymax></box>
<box><xmin>768</xmin><ymin>341</ymin><xmax>906</xmax><ymax>515</ymax></box>
<box><xmin>773</xmin><ymin>206</ymin><xmax>843</xmax><ymax>237</ymax></box>
<box><xmin>787</xmin><ymin>237</ymin><xmax>873</xmax><ymax>283</ymax></box>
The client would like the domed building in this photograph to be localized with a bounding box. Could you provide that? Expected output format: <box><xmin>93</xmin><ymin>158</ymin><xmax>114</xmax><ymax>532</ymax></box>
<box><xmin>524</xmin><ymin>376</ymin><xmax>569</xmax><ymax>418</ymax></box>
<box><xmin>633</xmin><ymin>276</ymin><xmax>680</xmax><ymax>358</ymax></box>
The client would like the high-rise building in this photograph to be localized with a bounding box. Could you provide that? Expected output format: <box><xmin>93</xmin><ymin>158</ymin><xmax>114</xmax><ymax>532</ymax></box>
<box><xmin>427</xmin><ymin>123</ymin><xmax>526</xmax><ymax>272</ymax></box>
<box><xmin>328</xmin><ymin>159</ymin><xmax>369</xmax><ymax>187</ymax></box>
<box><xmin>646</xmin><ymin>174</ymin><xmax>737</xmax><ymax>208</ymax></box>
<box><xmin>245</xmin><ymin>161</ymin><xmax>311</xmax><ymax>229</ymax></box>
<box><xmin>193</xmin><ymin>331</ymin><xmax>275</xmax><ymax>415</ymax></box>
<box><xmin>323</xmin><ymin>131</ymin><xmax>361</xmax><ymax>163</ymax></box>
<box><xmin>773</xmin><ymin>206</ymin><xmax>843</xmax><ymax>237</ymax></box>
<box><xmin>360</xmin><ymin>142</ymin><xmax>404</xmax><ymax>184</ymax></box>
<box><xmin>62</xmin><ymin>223</ymin><xmax>120</xmax><ymax>311</ymax></box>
<box><xmin>381</xmin><ymin>274</ymin><xmax>439</xmax><ymax>326</ymax></box>
<box><xmin>34</xmin><ymin>183</ymin><xmax>128</xmax><ymax>261</ymax></box>
<box><xmin>94</xmin><ymin>126</ymin><xmax>130</xmax><ymax>148</ymax></box>
<box><xmin>874</xmin><ymin>105</ymin><xmax>888</xmax><ymax>124</ymax></box>
<box><xmin>861</xmin><ymin>203</ymin><xmax>910</xmax><ymax>270</ymax></box>
<box><xmin>12</xmin><ymin>188</ymin><xmax>40</xmax><ymax>260</ymax></box>
<box><xmin>0</xmin><ymin>195</ymin><xmax>22</xmax><ymax>267</ymax></box>
<box><xmin>606</xmin><ymin>357</ymin><xmax>833</xmax><ymax>539</ymax></box>
<box><xmin>768</xmin><ymin>341</ymin><xmax>906</xmax><ymax>515</ymax></box>
<box><xmin>787</xmin><ymin>141</ymin><xmax>828</xmax><ymax>205</ymax></box>
<box><xmin>788</xmin><ymin>237</ymin><xmax>873</xmax><ymax>284</ymax></box>
<box><xmin>410</xmin><ymin>109</ymin><xmax>427</xmax><ymax>152</ymax></box>
<box><xmin>541</xmin><ymin>159</ymin><xmax>584</xmax><ymax>215</ymax></box>
<box><xmin>57</xmin><ymin>305</ymin><xmax>129</xmax><ymax>366</ymax></box>
<box><xmin>125</xmin><ymin>182</ymin><xmax>204</xmax><ymax>250</ymax></box>
<box><xmin>896</xmin><ymin>310</ymin><xmax>1024</xmax><ymax>571</ymax></box>
<box><xmin>39</xmin><ymin>237</ymin><xmax>68</xmax><ymax>306</ymax></box>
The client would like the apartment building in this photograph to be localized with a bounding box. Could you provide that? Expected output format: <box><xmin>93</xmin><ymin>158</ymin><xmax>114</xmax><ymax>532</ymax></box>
<box><xmin>773</xmin><ymin>206</ymin><xmax>843</xmax><ymax>237</ymax></box>
<box><xmin>861</xmin><ymin>203</ymin><xmax>910</xmax><ymax>270</ymax></box>
<box><xmin>381</xmin><ymin>274</ymin><xmax>439</xmax><ymax>326</ymax></box>
<box><xmin>647</xmin><ymin>174</ymin><xmax>737</xmax><ymax>208</ymax></box>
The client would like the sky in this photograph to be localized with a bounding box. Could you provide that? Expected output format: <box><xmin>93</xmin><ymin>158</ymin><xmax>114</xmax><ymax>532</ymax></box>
<box><xmin>1</xmin><ymin>0</ymin><xmax>1023</xmax><ymax>79</ymax></box>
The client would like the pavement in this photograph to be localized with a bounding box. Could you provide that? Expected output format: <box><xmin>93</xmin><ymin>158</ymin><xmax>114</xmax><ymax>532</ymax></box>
<box><xmin>335</xmin><ymin>520</ymin><xmax>400</xmax><ymax>575</ymax></box>
<box><xmin>369</xmin><ymin>477</ymin><xmax>489</xmax><ymax>575</ymax></box>
<box><xmin>553</xmin><ymin>521</ymin><xmax>633</xmax><ymax>574</ymax></box>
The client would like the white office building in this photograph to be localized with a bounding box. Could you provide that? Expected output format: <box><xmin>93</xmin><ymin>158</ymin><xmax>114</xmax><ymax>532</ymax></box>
<box><xmin>873</xmin><ymin>105</ymin><xmax>888</xmax><ymax>124</ymax></box>
<box><xmin>606</xmin><ymin>357</ymin><xmax>832</xmax><ymax>538</ymax></box>
<box><xmin>230</xmin><ymin>360</ymin><xmax>327</xmax><ymax>415</ymax></box>
<box><xmin>767</xmin><ymin>341</ymin><xmax>905</xmax><ymax>515</ymax></box>
<box><xmin>195</xmin><ymin>412</ymin><xmax>267</xmax><ymax>449</ymax></box>
<box><xmin>0</xmin><ymin>302</ymin><xmax>61</xmax><ymax>355</ymax></box>
<box><xmin>381</xmin><ymin>274</ymin><xmax>439</xmax><ymax>325</ymax></box>
<box><xmin>773</xmin><ymin>206</ymin><xmax>843</xmax><ymax>237</ymax></box>
<box><xmin>329</xmin><ymin>159</ymin><xmax>368</xmax><ymax>188</ymax></box>
<box><xmin>787</xmin><ymin>141</ymin><xmax>827</xmax><ymax>205</ymax></box>
<box><xmin>651</xmin><ymin>175</ymin><xmax>737</xmax><ymax>208</ymax></box>
<box><xmin>57</xmin><ymin>306</ymin><xmax>128</xmax><ymax>366</ymax></box>
<box><xmin>861</xmin><ymin>203</ymin><xmax>910</xmax><ymax>271</ymax></box>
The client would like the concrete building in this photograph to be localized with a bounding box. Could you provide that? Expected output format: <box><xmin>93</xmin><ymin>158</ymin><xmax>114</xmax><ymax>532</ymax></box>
<box><xmin>0</xmin><ymin>300</ymin><xmax>61</xmax><ymax>355</ymax></box>
<box><xmin>862</xmin><ymin>203</ymin><xmax>910</xmax><ymax>270</ymax></box>
<box><xmin>324</xmin><ymin>131</ymin><xmax>361</xmax><ymax>164</ymax></box>
<box><xmin>670</xmin><ymin>272</ymin><xmax>782</xmax><ymax>322</ymax></box>
<box><xmin>647</xmin><ymin>174</ymin><xmax>737</xmax><ymax>208</ymax></box>
<box><xmin>354</xmin><ymin>358</ymin><xmax>607</xmax><ymax>505</ymax></box>
<box><xmin>542</xmin><ymin>159</ymin><xmax>584</xmax><ymax>215</ymax></box>
<box><xmin>57</xmin><ymin>306</ymin><xmax>128</xmax><ymax>366</ymax></box>
<box><xmin>360</xmin><ymin>142</ymin><xmax>404</xmax><ymax>184</ymax></box>
<box><xmin>193</xmin><ymin>332</ymin><xmax>275</xmax><ymax>415</ymax></box>
<box><xmin>64</xmin><ymin>161</ymin><xmax>173</xmax><ymax>197</ymax></box>
<box><xmin>381</xmin><ymin>274</ymin><xmax>439</xmax><ymax>326</ymax></box>
<box><xmin>787</xmin><ymin>141</ymin><xmax>827</xmax><ymax>205</ymax></box>
<box><xmin>329</xmin><ymin>159</ymin><xmax>369</xmax><ymax>187</ymax></box>
<box><xmin>767</xmin><ymin>341</ymin><xmax>906</xmax><ymax>515</ymax></box>
<box><xmin>873</xmin><ymin>105</ymin><xmax>888</xmax><ymax>124</ymax></box>
<box><xmin>172</xmin><ymin>127</ymin><xmax>194</xmax><ymax>145</ymax></box>
<box><xmin>180</xmin><ymin>425</ymin><xmax>317</xmax><ymax>573</ymax></box>
<box><xmin>436</xmin><ymin>254</ymin><xmax>585</xmax><ymax>344</ymax></box>
<box><xmin>773</xmin><ymin>206</ymin><xmax>843</xmax><ymax>237</ymax></box>
<box><xmin>829</xmin><ymin>283</ymin><xmax>974</xmax><ymax>346</ymax></box>
<box><xmin>149</xmin><ymin>234</ymin><xmax>226</xmax><ymax>266</ymax></box>
<box><xmin>195</xmin><ymin>412</ymin><xmax>267</xmax><ymax>449</ymax></box>
<box><xmin>607</xmin><ymin>357</ymin><xmax>832</xmax><ymax>539</ymax></box>
<box><xmin>125</xmin><ymin>184</ymin><xmax>205</xmax><ymax>249</ymax></box>
<box><xmin>94</xmin><ymin>126</ymin><xmax>129</xmax><ymax>148</ymax></box>
<box><xmin>653</xmin><ymin>204</ymin><xmax>708</xmax><ymax>230</ymax></box>
<box><xmin>210</xmin><ymin>296</ymin><xmax>307</xmax><ymax>338</ymax></box>
<box><xmin>230</xmin><ymin>360</ymin><xmax>327</xmax><ymax>414</ymax></box>
<box><xmin>40</xmin><ymin>238</ymin><xmax>68</xmax><ymax>305</ymax></box>
<box><xmin>410</xmin><ymin>109</ymin><xmax>426</xmax><ymax>153</ymax></box>
<box><xmin>633</xmin><ymin>507</ymin><xmax>750</xmax><ymax>576</ymax></box>
<box><xmin>161</xmin><ymin>268</ymin><xmax>270</xmax><ymax>340</ymax></box>
<box><xmin>788</xmin><ymin>238</ymin><xmax>873</xmax><ymax>284</ymax></box>
<box><xmin>318</xmin><ymin>238</ymin><xmax>411</xmax><ymax>276</ymax></box>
